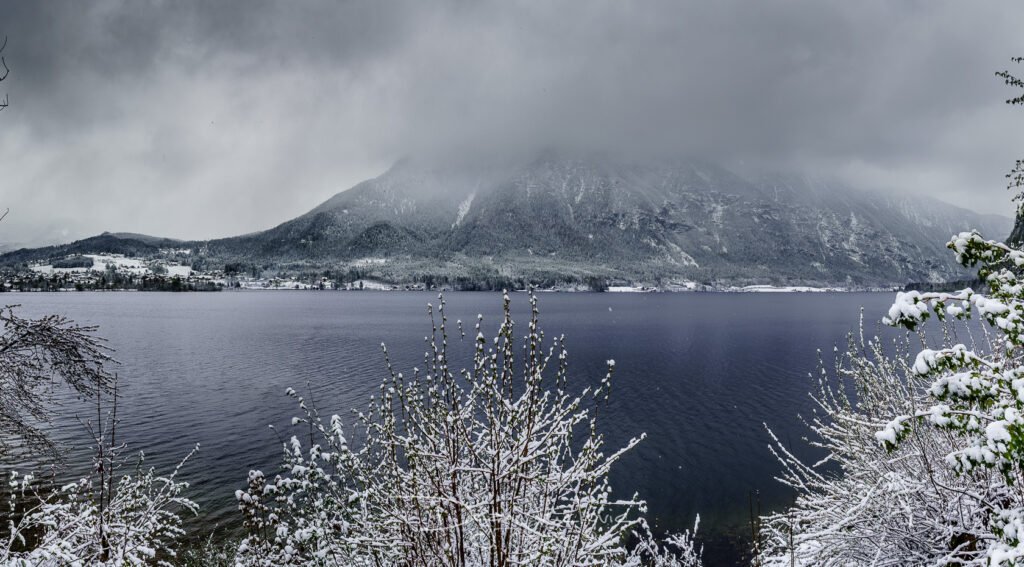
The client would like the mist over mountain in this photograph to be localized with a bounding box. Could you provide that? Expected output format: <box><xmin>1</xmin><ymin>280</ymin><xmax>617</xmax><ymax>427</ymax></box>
<box><xmin>2</xmin><ymin>154</ymin><xmax>1012</xmax><ymax>288</ymax></box>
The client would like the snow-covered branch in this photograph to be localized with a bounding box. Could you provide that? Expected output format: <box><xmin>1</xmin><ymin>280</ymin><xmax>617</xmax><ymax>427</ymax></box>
<box><xmin>234</xmin><ymin>292</ymin><xmax>703</xmax><ymax>567</ymax></box>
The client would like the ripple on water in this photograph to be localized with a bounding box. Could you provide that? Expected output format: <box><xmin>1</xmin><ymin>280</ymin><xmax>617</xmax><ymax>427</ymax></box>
<box><xmin>5</xmin><ymin>290</ymin><xmax>898</xmax><ymax>566</ymax></box>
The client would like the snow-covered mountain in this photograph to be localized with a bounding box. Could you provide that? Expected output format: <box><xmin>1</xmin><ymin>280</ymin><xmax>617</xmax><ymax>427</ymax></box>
<box><xmin>2</xmin><ymin>155</ymin><xmax>1012</xmax><ymax>287</ymax></box>
<box><xmin>200</xmin><ymin>155</ymin><xmax>1011</xmax><ymax>286</ymax></box>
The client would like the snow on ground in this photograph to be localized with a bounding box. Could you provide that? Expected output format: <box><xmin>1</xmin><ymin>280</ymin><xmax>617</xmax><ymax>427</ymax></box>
<box><xmin>165</xmin><ymin>265</ymin><xmax>192</xmax><ymax>278</ymax></box>
<box><xmin>85</xmin><ymin>254</ymin><xmax>148</xmax><ymax>275</ymax></box>
<box><xmin>664</xmin><ymin>281</ymin><xmax>699</xmax><ymax>291</ymax></box>
<box><xmin>738</xmin><ymin>285</ymin><xmax>840</xmax><ymax>293</ymax></box>
<box><xmin>352</xmin><ymin>257</ymin><xmax>388</xmax><ymax>267</ymax></box>
<box><xmin>238</xmin><ymin>280</ymin><xmax>314</xmax><ymax>290</ymax></box>
<box><xmin>347</xmin><ymin>279</ymin><xmax>393</xmax><ymax>290</ymax></box>
<box><xmin>29</xmin><ymin>265</ymin><xmax>91</xmax><ymax>275</ymax></box>
<box><xmin>607</xmin><ymin>286</ymin><xmax>656</xmax><ymax>293</ymax></box>
<box><xmin>29</xmin><ymin>255</ymin><xmax>193</xmax><ymax>278</ymax></box>
<box><xmin>452</xmin><ymin>192</ymin><xmax>476</xmax><ymax>228</ymax></box>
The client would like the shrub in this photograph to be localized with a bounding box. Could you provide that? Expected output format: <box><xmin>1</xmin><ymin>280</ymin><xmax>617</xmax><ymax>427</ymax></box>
<box><xmin>234</xmin><ymin>292</ymin><xmax>702</xmax><ymax>567</ymax></box>
<box><xmin>2</xmin><ymin>453</ymin><xmax>198</xmax><ymax>566</ymax></box>
<box><xmin>760</xmin><ymin>231</ymin><xmax>1024</xmax><ymax>566</ymax></box>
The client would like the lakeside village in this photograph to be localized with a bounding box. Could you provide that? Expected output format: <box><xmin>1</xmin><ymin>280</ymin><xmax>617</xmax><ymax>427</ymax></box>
<box><xmin>0</xmin><ymin>253</ymin><xmax>412</xmax><ymax>292</ymax></box>
<box><xmin>0</xmin><ymin>252</ymin><xmax>886</xmax><ymax>294</ymax></box>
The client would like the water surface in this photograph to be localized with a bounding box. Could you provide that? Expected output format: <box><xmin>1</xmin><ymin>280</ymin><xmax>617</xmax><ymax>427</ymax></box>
<box><xmin>5</xmin><ymin>291</ymin><xmax>897</xmax><ymax>565</ymax></box>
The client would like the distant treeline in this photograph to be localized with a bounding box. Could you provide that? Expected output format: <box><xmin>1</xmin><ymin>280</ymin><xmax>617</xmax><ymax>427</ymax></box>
<box><xmin>1</xmin><ymin>274</ymin><xmax>221</xmax><ymax>292</ymax></box>
<box><xmin>903</xmin><ymin>277</ymin><xmax>982</xmax><ymax>293</ymax></box>
<box><xmin>51</xmin><ymin>256</ymin><xmax>94</xmax><ymax>269</ymax></box>
<box><xmin>312</xmin><ymin>267</ymin><xmax>610</xmax><ymax>292</ymax></box>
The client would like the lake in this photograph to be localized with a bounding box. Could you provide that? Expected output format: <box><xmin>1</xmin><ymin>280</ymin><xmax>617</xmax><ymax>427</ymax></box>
<box><xmin>3</xmin><ymin>291</ymin><xmax>899</xmax><ymax>565</ymax></box>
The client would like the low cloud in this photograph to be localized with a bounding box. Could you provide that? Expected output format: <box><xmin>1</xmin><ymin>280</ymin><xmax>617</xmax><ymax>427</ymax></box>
<box><xmin>2</xmin><ymin>1</ymin><xmax>1024</xmax><ymax>246</ymax></box>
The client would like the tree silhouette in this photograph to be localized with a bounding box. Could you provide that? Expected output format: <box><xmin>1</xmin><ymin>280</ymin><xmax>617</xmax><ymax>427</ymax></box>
<box><xmin>0</xmin><ymin>35</ymin><xmax>8</xmax><ymax>112</ymax></box>
<box><xmin>998</xmin><ymin>58</ymin><xmax>1024</xmax><ymax>244</ymax></box>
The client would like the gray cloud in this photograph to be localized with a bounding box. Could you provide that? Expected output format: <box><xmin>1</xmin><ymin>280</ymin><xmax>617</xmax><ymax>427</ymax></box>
<box><xmin>2</xmin><ymin>1</ymin><xmax>1024</xmax><ymax>246</ymax></box>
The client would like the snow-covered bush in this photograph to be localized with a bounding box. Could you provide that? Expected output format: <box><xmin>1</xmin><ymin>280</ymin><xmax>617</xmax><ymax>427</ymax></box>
<box><xmin>234</xmin><ymin>292</ymin><xmax>702</xmax><ymax>567</ymax></box>
<box><xmin>757</xmin><ymin>319</ymin><xmax>996</xmax><ymax>565</ymax></box>
<box><xmin>759</xmin><ymin>231</ymin><xmax>1024</xmax><ymax>566</ymax></box>
<box><xmin>1</xmin><ymin>379</ymin><xmax>198</xmax><ymax>567</ymax></box>
<box><xmin>2</xmin><ymin>454</ymin><xmax>198</xmax><ymax>566</ymax></box>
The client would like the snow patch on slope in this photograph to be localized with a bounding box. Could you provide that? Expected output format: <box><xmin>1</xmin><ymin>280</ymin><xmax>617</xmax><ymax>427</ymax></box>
<box><xmin>452</xmin><ymin>193</ymin><xmax>476</xmax><ymax>228</ymax></box>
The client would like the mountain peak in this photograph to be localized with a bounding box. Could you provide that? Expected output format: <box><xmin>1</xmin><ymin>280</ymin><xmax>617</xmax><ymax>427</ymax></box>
<box><xmin>4</xmin><ymin>156</ymin><xmax>1013</xmax><ymax>288</ymax></box>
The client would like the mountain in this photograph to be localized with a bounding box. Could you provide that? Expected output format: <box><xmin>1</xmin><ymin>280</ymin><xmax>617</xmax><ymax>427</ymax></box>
<box><xmin>0</xmin><ymin>233</ymin><xmax>173</xmax><ymax>265</ymax></box>
<box><xmin>1</xmin><ymin>156</ymin><xmax>1013</xmax><ymax>288</ymax></box>
<box><xmin>106</xmin><ymin>232</ymin><xmax>183</xmax><ymax>246</ymax></box>
<box><xmin>199</xmin><ymin>155</ymin><xmax>1011</xmax><ymax>286</ymax></box>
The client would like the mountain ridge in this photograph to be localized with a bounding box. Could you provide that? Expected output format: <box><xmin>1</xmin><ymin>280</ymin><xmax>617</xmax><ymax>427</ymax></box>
<box><xmin>1</xmin><ymin>156</ymin><xmax>1013</xmax><ymax>288</ymax></box>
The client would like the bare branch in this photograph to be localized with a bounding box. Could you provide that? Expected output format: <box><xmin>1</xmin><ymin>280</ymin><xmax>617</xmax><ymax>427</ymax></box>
<box><xmin>0</xmin><ymin>36</ymin><xmax>8</xmax><ymax>112</ymax></box>
<box><xmin>0</xmin><ymin>305</ymin><xmax>116</xmax><ymax>461</ymax></box>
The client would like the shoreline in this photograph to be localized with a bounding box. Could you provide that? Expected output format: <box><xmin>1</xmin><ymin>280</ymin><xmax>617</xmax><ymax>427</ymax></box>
<box><xmin>0</xmin><ymin>284</ymin><xmax>899</xmax><ymax>294</ymax></box>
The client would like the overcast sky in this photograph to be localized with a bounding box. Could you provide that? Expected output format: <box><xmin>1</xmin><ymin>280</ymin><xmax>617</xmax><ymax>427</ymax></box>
<box><xmin>2</xmin><ymin>1</ymin><xmax>1024</xmax><ymax>246</ymax></box>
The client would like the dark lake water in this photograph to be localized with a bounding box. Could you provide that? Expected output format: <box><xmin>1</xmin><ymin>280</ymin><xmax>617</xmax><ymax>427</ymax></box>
<box><xmin>4</xmin><ymin>290</ymin><xmax>898</xmax><ymax>565</ymax></box>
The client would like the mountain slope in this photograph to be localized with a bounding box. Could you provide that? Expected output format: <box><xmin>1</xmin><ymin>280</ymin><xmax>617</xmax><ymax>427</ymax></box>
<box><xmin>1</xmin><ymin>156</ymin><xmax>1012</xmax><ymax>287</ymax></box>
<box><xmin>0</xmin><ymin>233</ymin><xmax>172</xmax><ymax>265</ymax></box>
